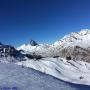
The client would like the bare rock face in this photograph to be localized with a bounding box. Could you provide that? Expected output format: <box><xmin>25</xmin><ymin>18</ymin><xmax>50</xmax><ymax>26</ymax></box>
<box><xmin>59</xmin><ymin>45</ymin><xmax>90</xmax><ymax>62</ymax></box>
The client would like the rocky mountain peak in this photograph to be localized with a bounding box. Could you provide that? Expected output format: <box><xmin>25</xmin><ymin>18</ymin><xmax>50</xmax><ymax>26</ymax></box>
<box><xmin>29</xmin><ymin>39</ymin><xmax>38</xmax><ymax>46</ymax></box>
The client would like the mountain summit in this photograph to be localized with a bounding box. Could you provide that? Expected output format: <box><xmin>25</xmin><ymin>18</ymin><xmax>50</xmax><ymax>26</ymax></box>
<box><xmin>29</xmin><ymin>39</ymin><xmax>38</xmax><ymax>46</ymax></box>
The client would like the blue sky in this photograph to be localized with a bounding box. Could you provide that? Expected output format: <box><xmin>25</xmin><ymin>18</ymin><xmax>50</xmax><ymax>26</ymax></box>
<box><xmin>0</xmin><ymin>0</ymin><xmax>90</xmax><ymax>47</ymax></box>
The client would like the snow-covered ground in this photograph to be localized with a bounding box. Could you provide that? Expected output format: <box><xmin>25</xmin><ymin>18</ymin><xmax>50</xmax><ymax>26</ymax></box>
<box><xmin>17</xmin><ymin>57</ymin><xmax>90</xmax><ymax>85</ymax></box>
<box><xmin>0</xmin><ymin>62</ymin><xmax>89</xmax><ymax>90</ymax></box>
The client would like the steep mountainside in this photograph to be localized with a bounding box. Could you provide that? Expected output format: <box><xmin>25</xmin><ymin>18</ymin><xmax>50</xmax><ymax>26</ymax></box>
<box><xmin>54</xmin><ymin>30</ymin><xmax>90</xmax><ymax>62</ymax></box>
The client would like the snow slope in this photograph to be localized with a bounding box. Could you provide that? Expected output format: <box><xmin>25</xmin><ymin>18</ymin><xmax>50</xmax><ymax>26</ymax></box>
<box><xmin>17</xmin><ymin>57</ymin><xmax>90</xmax><ymax>85</ymax></box>
<box><xmin>0</xmin><ymin>62</ymin><xmax>87</xmax><ymax>90</ymax></box>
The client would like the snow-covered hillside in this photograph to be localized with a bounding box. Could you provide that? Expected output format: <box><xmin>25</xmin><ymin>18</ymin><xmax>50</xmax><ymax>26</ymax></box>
<box><xmin>17</xmin><ymin>57</ymin><xmax>90</xmax><ymax>85</ymax></box>
<box><xmin>1</xmin><ymin>62</ymin><xmax>90</xmax><ymax>90</ymax></box>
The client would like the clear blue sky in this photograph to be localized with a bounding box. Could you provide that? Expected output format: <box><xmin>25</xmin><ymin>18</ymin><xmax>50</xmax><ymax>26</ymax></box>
<box><xmin>0</xmin><ymin>0</ymin><xmax>90</xmax><ymax>47</ymax></box>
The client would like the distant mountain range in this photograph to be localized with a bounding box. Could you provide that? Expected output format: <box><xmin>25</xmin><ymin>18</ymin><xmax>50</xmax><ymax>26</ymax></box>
<box><xmin>18</xmin><ymin>29</ymin><xmax>90</xmax><ymax>62</ymax></box>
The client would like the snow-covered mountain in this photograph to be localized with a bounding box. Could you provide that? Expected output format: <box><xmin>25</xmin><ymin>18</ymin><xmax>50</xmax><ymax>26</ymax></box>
<box><xmin>18</xmin><ymin>29</ymin><xmax>90</xmax><ymax>62</ymax></box>
<box><xmin>17</xmin><ymin>40</ymin><xmax>51</xmax><ymax>57</ymax></box>
<box><xmin>54</xmin><ymin>29</ymin><xmax>90</xmax><ymax>47</ymax></box>
<box><xmin>1</xmin><ymin>29</ymin><xmax>90</xmax><ymax>87</ymax></box>
<box><xmin>54</xmin><ymin>29</ymin><xmax>90</xmax><ymax>62</ymax></box>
